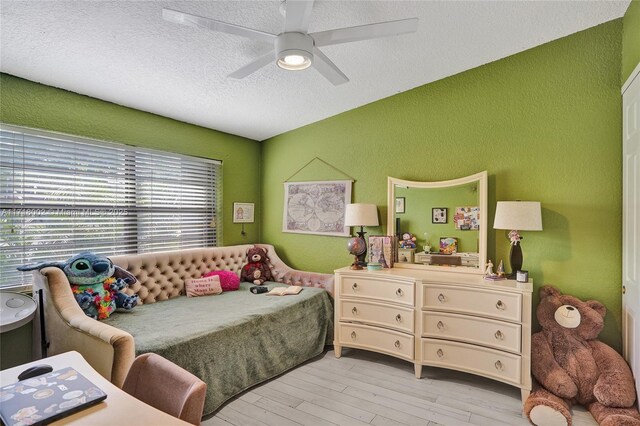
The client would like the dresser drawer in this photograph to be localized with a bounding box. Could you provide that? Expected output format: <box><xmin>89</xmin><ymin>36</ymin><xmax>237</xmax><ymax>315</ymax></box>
<box><xmin>341</xmin><ymin>277</ymin><xmax>414</xmax><ymax>307</ymax></box>
<box><xmin>341</xmin><ymin>300</ymin><xmax>414</xmax><ymax>333</ymax></box>
<box><xmin>421</xmin><ymin>338</ymin><xmax>521</xmax><ymax>385</ymax></box>
<box><xmin>423</xmin><ymin>285</ymin><xmax>521</xmax><ymax>322</ymax></box>
<box><xmin>339</xmin><ymin>323</ymin><xmax>414</xmax><ymax>361</ymax></box>
<box><xmin>422</xmin><ymin>312</ymin><xmax>521</xmax><ymax>353</ymax></box>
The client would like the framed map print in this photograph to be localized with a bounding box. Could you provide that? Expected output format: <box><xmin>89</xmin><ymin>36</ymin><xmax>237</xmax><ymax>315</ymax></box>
<box><xmin>282</xmin><ymin>180</ymin><xmax>352</xmax><ymax>236</ymax></box>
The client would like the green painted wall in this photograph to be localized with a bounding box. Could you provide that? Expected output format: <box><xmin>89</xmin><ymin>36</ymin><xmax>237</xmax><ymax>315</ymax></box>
<box><xmin>623</xmin><ymin>0</ymin><xmax>640</xmax><ymax>83</ymax></box>
<box><xmin>0</xmin><ymin>73</ymin><xmax>261</xmax><ymax>246</ymax></box>
<box><xmin>262</xmin><ymin>20</ymin><xmax>624</xmax><ymax>350</ymax></box>
<box><xmin>395</xmin><ymin>183</ymin><xmax>479</xmax><ymax>254</ymax></box>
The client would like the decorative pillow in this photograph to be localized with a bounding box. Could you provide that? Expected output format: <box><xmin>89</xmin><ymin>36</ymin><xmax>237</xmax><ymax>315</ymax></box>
<box><xmin>202</xmin><ymin>270</ymin><xmax>240</xmax><ymax>291</ymax></box>
<box><xmin>185</xmin><ymin>276</ymin><xmax>223</xmax><ymax>297</ymax></box>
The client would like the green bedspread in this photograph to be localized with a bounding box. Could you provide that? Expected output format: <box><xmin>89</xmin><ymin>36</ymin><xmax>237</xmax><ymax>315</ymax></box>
<box><xmin>104</xmin><ymin>282</ymin><xmax>334</xmax><ymax>415</ymax></box>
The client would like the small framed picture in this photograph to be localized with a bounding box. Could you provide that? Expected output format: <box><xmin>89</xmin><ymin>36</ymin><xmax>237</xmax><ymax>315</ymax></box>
<box><xmin>233</xmin><ymin>202</ymin><xmax>255</xmax><ymax>223</ymax></box>
<box><xmin>432</xmin><ymin>207</ymin><xmax>447</xmax><ymax>224</ymax></box>
<box><xmin>395</xmin><ymin>197</ymin><xmax>405</xmax><ymax>214</ymax></box>
<box><xmin>439</xmin><ymin>237</ymin><xmax>458</xmax><ymax>254</ymax></box>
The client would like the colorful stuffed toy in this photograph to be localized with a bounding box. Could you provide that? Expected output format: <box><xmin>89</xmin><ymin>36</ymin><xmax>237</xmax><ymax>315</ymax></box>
<box><xmin>240</xmin><ymin>247</ymin><xmax>272</xmax><ymax>285</ymax></box>
<box><xmin>525</xmin><ymin>285</ymin><xmax>640</xmax><ymax>426</ymax></box>
<box><xmin>18</xmin><ymin>252</ymin><xmax>139</xmax><ymax>320</ymax></box>
<box><xmin>399</xmin><ymin>232</ymin><xmax>417</xmax><ymax>249</ymax></box>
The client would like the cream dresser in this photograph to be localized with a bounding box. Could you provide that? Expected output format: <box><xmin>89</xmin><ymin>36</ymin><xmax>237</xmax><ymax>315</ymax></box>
<box><xmin>334</xmin><ymin>266</ymin><xmax>533</xmax><ymax>404</ymax></box>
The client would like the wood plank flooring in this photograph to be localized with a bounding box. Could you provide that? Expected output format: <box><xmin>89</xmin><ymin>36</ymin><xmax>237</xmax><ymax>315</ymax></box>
<box><xmin>202</xmin><ymin>348</ymin><xmax>598</xmax><ymax>426</ymax></box>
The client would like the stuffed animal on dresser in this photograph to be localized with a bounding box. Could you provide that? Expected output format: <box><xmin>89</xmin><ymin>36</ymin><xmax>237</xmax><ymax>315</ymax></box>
<box><xmin>241</xmin><ymin>247</ymin><xmax>272</xmax><ymax>285</ymax></box>
<box><xmin>525</xmin><ymin>285</ymin><xmax>640</xmax><ymax>426</ymax></box>
<box><xmin>18</xmin><ymin>252</ymin><xmax>139</xmax><ymax>320</ymax></box>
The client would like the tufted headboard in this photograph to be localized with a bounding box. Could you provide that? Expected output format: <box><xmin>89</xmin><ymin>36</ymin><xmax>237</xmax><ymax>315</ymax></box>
<box><xmin>111</xmin><ymin>245</ymin><xmax>254</xmax><ymax>305</ymax></box>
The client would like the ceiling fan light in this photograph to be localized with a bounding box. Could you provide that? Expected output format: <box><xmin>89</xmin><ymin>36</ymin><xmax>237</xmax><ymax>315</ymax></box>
<box><xmin>275</xmin><ymin>32</ymin><xmax>314</xmax><ymax>71</ymax></box>
<box><xmin>284</xmin><ymin>55</ymin><xmax>305</xmax><ymax>65</ymax></box>
<box><xmin>277</xmin><ymin>53</ymin><xmax>312</xmax><ymax>70</ymax></box>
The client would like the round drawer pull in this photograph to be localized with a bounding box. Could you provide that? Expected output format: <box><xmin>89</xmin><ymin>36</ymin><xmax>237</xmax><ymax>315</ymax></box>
<box><xmin>396</xmin><ymin>288</ymin><xmax>404</xmax><ymax>297</ymax></box>
<box><xmin>496</xmin><ymin>300</ymin><xmax>505</xmax><ymax>310</ymax></box>
<box><xmin>437</xmin><ymin>349</ymin><xmax>444</xmax><ymax>358</ymax></box>
<box><xmin>352</xmin><ymin>283</ymin><xmax>358</xmax><ymax>291</ymax></box>
<box><xmin>437</xmin><ymin>321</ymin><xmax>445</xmax><ymax>331</ymax></box>
<box><xmin>495</xmin><ymin>360</ymin><xmax>503</xmax><ymax>371</ymax></box>
<box><xmin>394</xmin><ymin>340</ymin><xmax>401</xmax><ymax>349</ymax></box>
<box><xmin>395</xmin><ymin>314</ymin><xmax>402</xmax><ymax>322</ymax></box>
<box><xmin>437</xmin><ymin>293</ymin><xmax>446</xmax><ymax>303</ymax></box>
<box><xmin>495</xmin><ymin>330</ymin><xmax>504</xmax><ymax>340</ymax></box>
<box><xmin>352</xmin><ymin>307</ymin><xmax>358</xmax><ymax>315</ymax></box>
<box><xmin>351</xmin><ymin>331</ymin><xmax>357</xmax><ymax>340</ymax></box>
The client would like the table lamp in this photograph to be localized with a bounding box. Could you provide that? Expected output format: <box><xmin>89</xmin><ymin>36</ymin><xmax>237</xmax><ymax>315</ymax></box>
<box><xmin>493</xmin><ymin>201</ymin><xmax>542</xmax><ymax>279</ymax></box>
<box><xmin>345</xmin><ymin>203</ymin><xmax>379</xmax><ymax>269</ymax></box>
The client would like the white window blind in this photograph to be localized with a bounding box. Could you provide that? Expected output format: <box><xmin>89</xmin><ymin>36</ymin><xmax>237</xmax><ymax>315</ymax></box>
<box><xmin>0</xmin><ymin>125</ymin><xmax>221</xmax><ymax>288</ymax></box>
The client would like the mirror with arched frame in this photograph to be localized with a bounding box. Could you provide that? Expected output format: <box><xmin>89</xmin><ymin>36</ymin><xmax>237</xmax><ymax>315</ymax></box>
<box><xmin>387</xmin><ymin>171</ymin><xmax>487</xmax><ymax>274</ymax></box>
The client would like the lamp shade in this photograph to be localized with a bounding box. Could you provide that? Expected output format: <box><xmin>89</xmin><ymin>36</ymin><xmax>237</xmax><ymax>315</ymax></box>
<box><xmin>344</xmin><ymin>203</ymin><xmax>379</xmax><ymax>227</ymax></box>
<box><xmin>493</xmin><ymin>201</ymin><xmax>543</xmax><ymax>231</ymax></box>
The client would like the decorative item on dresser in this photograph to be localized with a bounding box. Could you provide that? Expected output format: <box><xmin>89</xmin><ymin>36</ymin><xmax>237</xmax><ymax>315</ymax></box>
<box><xmin>344</xmin><ymin>203</ymin><xmax>379</xmax><ymax>269</ymax></box>
<box><xmin>493</xmin><ymin>201</ymin><xmax>543</xmax><ymax>279</ymax></box>
<box><xmin>334</xmin><ymin>268</ymin><xmax>533</xmax><ymax>405</ymax></box>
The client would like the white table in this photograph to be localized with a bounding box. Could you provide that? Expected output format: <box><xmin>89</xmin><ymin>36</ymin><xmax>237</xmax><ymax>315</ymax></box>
<box><xmin>0</xmin><ymin>351</ymin><xmax>190</xmax><ymax>425</ymax></box>
<box><xmin>0</xmin><ymin>292</ymin><xmax>37</xmax><ymax>333</ymax></box>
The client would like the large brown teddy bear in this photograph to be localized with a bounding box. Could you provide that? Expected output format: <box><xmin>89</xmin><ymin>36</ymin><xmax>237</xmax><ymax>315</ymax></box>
<box><xmin>525</xmin><ymin>285</ymin><xmax>640</xmax><ymax>426</ymax></box>
<box><xmin>241</xmin><ymin>247</ymin><xmax>273</xmax><ymax>285</ymax></box>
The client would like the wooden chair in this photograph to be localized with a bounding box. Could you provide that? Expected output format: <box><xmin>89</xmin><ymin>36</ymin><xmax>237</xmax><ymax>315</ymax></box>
<box><xmin>122</xmin><ymin>353</ymin><xmax>207</xmax><ymax>425</ymax></box>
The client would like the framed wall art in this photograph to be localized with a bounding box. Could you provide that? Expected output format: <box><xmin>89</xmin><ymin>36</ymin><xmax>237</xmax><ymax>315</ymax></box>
<box><xmin>282</xmin><ymin>180</ymin><xmax>352</xmax><ymax>236</ymax></box>
<box><xmin>233</xmin><ymin>202</ymin><xmax>255</xmax><ymax>223</ymax></box>
<box><xmin>432</xmin><ymin>207</ymin><xmax>448</xmax><ymax>224</ymax></box>
<box><xmin>395</xmin><ymin>197</ymin><xmax>405</xmax><ymax>214</ymax></box>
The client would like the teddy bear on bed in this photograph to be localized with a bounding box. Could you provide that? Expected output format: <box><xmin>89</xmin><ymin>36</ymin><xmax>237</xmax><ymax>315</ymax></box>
<box><xmin>524</xmin><ymin>285</ymin><xmax>640</xmax><ymax>426</ymax></box>
<box><xmin>18</xmin><ymin>252</ymin><xmax>139</xmax><ymax>320</ymax></box>
<box><xmin>241</xmin><ymin>247</ymin><xmax>272</xmax><ymax>285</ymax></box>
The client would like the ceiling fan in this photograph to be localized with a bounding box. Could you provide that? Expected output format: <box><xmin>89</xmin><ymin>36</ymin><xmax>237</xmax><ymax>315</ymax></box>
<box><xmin>162</xmin><ymin>0</ymin><xmax>418</xmax><ymax>85</ymax></box>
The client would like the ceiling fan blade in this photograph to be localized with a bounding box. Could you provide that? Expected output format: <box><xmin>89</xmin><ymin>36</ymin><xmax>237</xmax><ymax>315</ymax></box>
<box><xmin>284</xmin><ymin>0</ymin><xmax>315</xmax><ymax>33</ymax></box>
<box><xmin>162</xmin><ymin>8</ymin><xmax>276</xmax><ymax>44</ymax></box>
<box><xmin>228</xmin><ymin>50</ymin><xmax>275</xmax><ymax>79</ymax></box>
<box><xmin>312</xmin><ymin>47</ymin><xmax>348</xmax><ymax>86</ymax></box>
<box><xmin>311</xmin><ymin>17</ymin><xmax>418</xmax><ymax>47</ymax></box>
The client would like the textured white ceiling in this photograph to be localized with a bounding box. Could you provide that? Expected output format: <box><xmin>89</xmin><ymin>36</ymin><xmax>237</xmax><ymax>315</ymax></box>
<box><xmin>0</xmin><ymin>1</ymin><xmax>630</xmax><ymax>141</ymax></box>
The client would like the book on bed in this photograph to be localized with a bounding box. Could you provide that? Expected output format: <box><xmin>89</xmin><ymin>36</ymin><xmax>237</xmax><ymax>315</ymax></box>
<box><xmin>266</xmin><ymin>286</ymin><xmax>302</xmax><ymax>296</ymax></box>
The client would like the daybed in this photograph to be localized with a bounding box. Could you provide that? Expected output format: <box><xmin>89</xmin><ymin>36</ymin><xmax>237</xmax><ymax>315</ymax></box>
<box><xmin>33</xmin><ymin>244</ymin><xmax>334</xmax><ymax>415</ymax></box>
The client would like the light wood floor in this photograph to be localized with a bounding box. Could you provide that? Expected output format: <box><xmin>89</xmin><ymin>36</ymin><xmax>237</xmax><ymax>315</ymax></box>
<box><xmin>202</xmin><ymin>348</ymin><xmax>598</xmax><ymax>426</ymax></box>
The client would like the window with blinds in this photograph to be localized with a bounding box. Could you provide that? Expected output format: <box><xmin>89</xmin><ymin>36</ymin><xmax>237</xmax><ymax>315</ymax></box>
<box><xmin>0</xmin><ymin>125</ymin><xmax>221</xmax><ymax>288</ymax></box>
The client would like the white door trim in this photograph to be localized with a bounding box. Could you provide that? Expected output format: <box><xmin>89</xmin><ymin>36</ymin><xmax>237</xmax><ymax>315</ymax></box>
<box><xmin>622</xmin><ymin>61</ymin><xmax>640</xmax><ymax>94</ymax></box>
